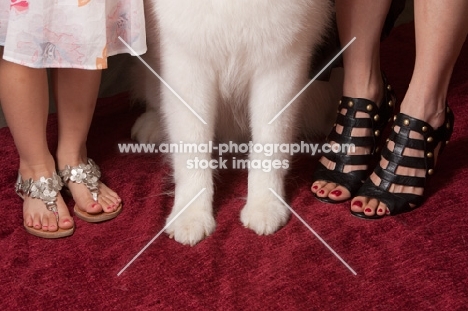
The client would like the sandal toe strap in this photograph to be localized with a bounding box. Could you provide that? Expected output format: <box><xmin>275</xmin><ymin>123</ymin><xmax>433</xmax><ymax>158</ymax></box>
<box><xmin>356</xmin><ymin>180</ymin><xmax>422</xmax><ymax>215</ymax></box>
<box><xmin>15</xmin><ymin>172</ymin><xmax>63</xmax><ymax>215</ymax></box>
<box><xmin>313</xmin><ymin>162</ymin><xmax>368</xmax><ymax>195</ymax></box>
<box><xmin>59</xmin><ymin>158</ymin><xmax>101</xmax><ymax>201</ymax></box>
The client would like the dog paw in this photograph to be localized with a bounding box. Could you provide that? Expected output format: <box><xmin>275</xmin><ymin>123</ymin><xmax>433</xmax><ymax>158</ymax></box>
<box><xmin>131</xmin><ymin>111</ymin><xmax>163</xmax><ymax>143</ymax></box>
<box><xmin>240</xmin><ymin>198</ymin><xmax>290</xmax><ymax>235</ymax></box>
<box><xmin>165</xmin><ymin>207</ymin><xmax>216</xmax><ymax>246</ymax></box>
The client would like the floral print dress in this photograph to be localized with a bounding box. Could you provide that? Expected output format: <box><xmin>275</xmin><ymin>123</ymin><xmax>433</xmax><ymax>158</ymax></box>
<box><xmin>0</xmin><ymin>0</ymin><xmax>146</xmax><ymax>69</ymax></box>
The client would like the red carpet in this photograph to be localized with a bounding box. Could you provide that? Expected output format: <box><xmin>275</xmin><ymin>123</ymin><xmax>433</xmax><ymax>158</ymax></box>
<box><xmin>1</xmin><ymin>23</ymin><xmax>468</xmax><ymax>310</ymax></box>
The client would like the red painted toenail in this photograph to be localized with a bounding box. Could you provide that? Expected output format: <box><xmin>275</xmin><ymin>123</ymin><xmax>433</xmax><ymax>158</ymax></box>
<box><xmin>330</xmin><ymin>190</ymin><xmax>342</xmax><ymax>197</ymax></box>
<box><xmin>319</xmin><ymin>190</ymin><xmax>325</xmax><ymax>195</ymax></box>
<box><xmin>312</xmin><ymin>185</ymin><xmax>318</xmax><ymax>190</ymax></box>
<box><xmin>365</xmin><ymin>208</ymin><xmax>372</xmax><ymax>213</ymax></box>
<box><xmin>353</xmin><ymin>201</ymin><xmax>363</xmax><ymax>208</ymax></box>
<box><xmin>378</xmin><ymin>209</ymin><xmax>383</xmax><ymax>213</ymax></box>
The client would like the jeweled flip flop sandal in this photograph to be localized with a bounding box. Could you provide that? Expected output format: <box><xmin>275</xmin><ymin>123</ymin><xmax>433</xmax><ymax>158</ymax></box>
<box><xmin>351</xmin><ymin>106</ymin><xmax>454</xmax><ymax>219</ymax></box>
<box><xmin>59</xmin><ymin>159</ymin><xmax>122</xmax><ymax>223</ymax></box>
<box><xmin>15</xmin><ymin>172</ymin><xmax>74</xmax><ymax>238</ymax></box>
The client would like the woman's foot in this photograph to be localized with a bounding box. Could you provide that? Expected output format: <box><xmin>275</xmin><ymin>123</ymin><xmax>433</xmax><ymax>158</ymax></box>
<box><xmin>350</xmin><ymin>104</ymin><xmax>453</xmax><ymax>217</ymax></box>
<box><xmin>311</xmin><ymin>75</ymin><xmax>395</xmax><ymax>203</ymax></box>
<box><xmin>18</xmin><ymin>162</ymin><xmax>74</xmax><ymax>236</ymax></box>
<box><xmin>57</xmin><ymin>155</ymin><xmax>122</xmax><ymax>220</ymax></box>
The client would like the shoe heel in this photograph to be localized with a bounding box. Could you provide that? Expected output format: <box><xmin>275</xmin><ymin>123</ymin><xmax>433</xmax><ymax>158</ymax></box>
<box><xmin>440</xmin><ymin>105</ymin><xmax>454</xmax><ymax>155</ymax></box>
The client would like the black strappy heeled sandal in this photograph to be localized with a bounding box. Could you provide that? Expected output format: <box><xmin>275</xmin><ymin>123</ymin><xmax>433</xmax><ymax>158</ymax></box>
<box><xmin>351</xmin><ymin>106</ymin><xmax>454</xmax><ymax>219</ymax></box>
<box><xmin>312</xmin><ymin>75</ymin><xmax>396</xmax><ymax>203</ymax></box>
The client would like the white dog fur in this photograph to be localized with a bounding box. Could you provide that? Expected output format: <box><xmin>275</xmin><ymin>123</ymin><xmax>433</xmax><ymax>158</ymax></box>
<box><xmin>131</xmin><ymin>0</ymin><xmax>339</xmax><ymax>245</ymax></box>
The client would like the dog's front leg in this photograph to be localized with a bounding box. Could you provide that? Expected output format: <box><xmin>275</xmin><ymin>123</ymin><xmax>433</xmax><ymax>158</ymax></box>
<box><xmin>160</xmin><ymin>53</ymin><xmax>218</xmax><ymax>246</ymax></box>
<box><xmin>241</xmin><ymin>61</ymin><xmax>307</xmax><ymax>235</ymax></box>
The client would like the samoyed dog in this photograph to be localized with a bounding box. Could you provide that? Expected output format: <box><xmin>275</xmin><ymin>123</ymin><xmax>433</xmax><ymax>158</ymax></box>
<box><xmin>131</xmin><ymin>0</ymin><xmax>338</xmax><ymax>245</ymax></box>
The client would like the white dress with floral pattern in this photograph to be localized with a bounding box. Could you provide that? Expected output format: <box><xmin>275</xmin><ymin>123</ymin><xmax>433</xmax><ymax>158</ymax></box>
<box><xmin>0</xmin><ymin>0</ymin><xmax>146</xmax><ymax>69</ymax></box>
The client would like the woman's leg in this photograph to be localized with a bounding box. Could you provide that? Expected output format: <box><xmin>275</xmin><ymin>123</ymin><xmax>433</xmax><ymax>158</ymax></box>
<box><xmin>52</xmin><ymin>68</ymin><xmax>121</xmax><ymax>213</ymax></box>
<box><xmin>311</xmin><ymin>0</ymin><xmax>392</xmax><ymax>201</ymax></box>
<box><xmin>351</xmin><ymin>0</ymin><xmax>468</xmax><ymax>216</ymax></box>
<box><xmin>0</xmin><ymin>57</ymin><xmax>73</xmax><ymax>231</ymax></box>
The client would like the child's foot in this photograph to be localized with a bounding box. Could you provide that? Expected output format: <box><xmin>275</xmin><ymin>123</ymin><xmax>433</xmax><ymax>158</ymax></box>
<box><xmin>67</xmin><ymin>179</ymin><xmax>121</xmax><ymax>214</ymax></box>
<box><xmin>19</xmin><ymin>164</ymin><xmax>74</xmax><ymax>236</ymax></box>
<box><xmin>57</xmin><ymin>157</ymin><xmax>122</xmax><ymax>221</ymax></box>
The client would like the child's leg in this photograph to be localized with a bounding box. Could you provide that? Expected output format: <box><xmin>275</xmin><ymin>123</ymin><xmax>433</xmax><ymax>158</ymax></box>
<box><xmin>52</xmin><ymin>68</ymin><xmax>121</xmax><ymax>213</ymax></box>
<box><xmin>0</xmin><ymin>57</ymin><xmax>73</xmax><ymax>231</ymax></box>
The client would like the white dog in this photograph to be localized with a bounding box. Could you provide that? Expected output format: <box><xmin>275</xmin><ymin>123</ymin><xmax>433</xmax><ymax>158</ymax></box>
<box><xmin>132</xmin><ymin>0</ymin><xmax>338</xmax><ymax>245</ymax></box>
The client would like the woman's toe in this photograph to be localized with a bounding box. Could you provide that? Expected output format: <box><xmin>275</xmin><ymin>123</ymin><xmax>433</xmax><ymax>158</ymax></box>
<box><xmin>350</xmin><ymin>197</ymin><xmax>366</xmax><ymax>212</ymax></box>
<box><xmin>311</xmin><ymin>181</ymin><xmax>327</xmax><ymax>193</ymax></box>
<box><xmin>317</xmin><ymin>183</ymin><xmax>336</xmax><ymax>198</ymax></box>
<box><xmin>363</xmin><ymin>198</ymin><xmax>379</xmax><ymax>216</ymax></box>
<box><xmin>376</xmin><ymin>203</ymin><xmax>388</xmax><ymax>216</ymax></box>
<box><xmin>316</xmin><ymin>187</ymin><xmax>328</xmax><ymax>198</ymax></box>
<box><xmin>328</xmin><ymin>186</ymin><xmax>351</xmax><ymax>201</ymax></box>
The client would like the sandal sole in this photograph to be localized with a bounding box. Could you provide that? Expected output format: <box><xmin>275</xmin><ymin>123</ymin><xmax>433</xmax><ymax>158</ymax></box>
<box><xmin>350</xmin><ymin>211</ymin><xmax>384</xmax><ymax>220</ymax></box>
<box><xmin>24</xmin><ymin>225</ymin><xmax>75</xmax><ymax>239</ymax></box>
<box><xmin>73</xmin><ymin>203</ymin><xmax>122</xmax><ymax>223</ymax></box>
<box><xmin>313</xmin><ymin>194</ymin><xmax>350</xmax><ymax>204</ymax></box>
